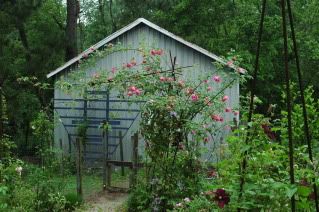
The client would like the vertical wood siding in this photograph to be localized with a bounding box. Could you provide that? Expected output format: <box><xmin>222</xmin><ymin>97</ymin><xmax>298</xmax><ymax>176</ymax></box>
<box><xmin>54</xmin><ymin>23</ymin><xmax>240</xmax><ymax>165</ymax></box>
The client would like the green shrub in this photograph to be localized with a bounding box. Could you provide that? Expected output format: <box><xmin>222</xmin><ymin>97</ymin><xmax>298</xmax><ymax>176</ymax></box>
<box><xmin>64</xmin><ymin>192</ymin><xmax>83</xmax><ymax>211</ymax></box>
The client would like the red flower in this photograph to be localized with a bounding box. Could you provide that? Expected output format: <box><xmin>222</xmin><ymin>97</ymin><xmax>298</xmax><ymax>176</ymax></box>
<box><xmin>191</xmin><ymin>94</ymin><xmax>199</xmax><ymax>102</ymax></box>
<box><xmin>129</xmin><ymin>86</ymin><xmax>136</xmax><ymax>92</ymax></box>
<box><xmin>233</xmin><ymin>110</ymin><xmax>239</xmax><ymax>116</ymax></box>
<box><xmin>222</xmin><ymin>95</ymin><xmax>229</xmax><ymax>102</ymax></box>
<box><xmin>211</xmin><ymin>114</ymin><xmax>223</xmax><ymax>122</ymax></box>
<box><xmin>225</xmin><ymin>107</ymin><xmax>232</xmax><ymax>112</ymax></box>
<box><xmin>213</xmin><ymin>76</ymin><xmax>221</xmax><ymax>83</ymax></box>
<box><xmin>214</xmin><ymin>189</ymin><xmax>230</xmax><ymax>208</ymax></box>
<box><xmin>207</xmin><ymin>168</ymin><xmax>217</xmax><ymax>178</ymax></box>
<box><xmin>160</xmin><ymin>76</ymin><xmax>166</xmax><ymax>82</ymax></box>
<box><xmin>135</xmin><ymin>89</ymin><xmax>141</xmax><ymax>95</ymax></box>
<box><xmin>261</xmin><ymin>124</ymin><xmax>276</xmax><ymax>140</ymax></box>
<box><xmin>127</xmin><ymin>91</ymin><xmax>133</xmax><ymax>96</ymax></box>
<box><xmin>150</xmin><ymin>49</ymin><xmax>164</xmax><ymax>56</ymax></box>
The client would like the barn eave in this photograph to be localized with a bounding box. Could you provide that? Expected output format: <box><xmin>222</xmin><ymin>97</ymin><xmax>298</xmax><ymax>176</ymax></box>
<box><xmin>47</xmin><ymin>18</ymin><xmax>230</xmax><ymax>79</ymax></box>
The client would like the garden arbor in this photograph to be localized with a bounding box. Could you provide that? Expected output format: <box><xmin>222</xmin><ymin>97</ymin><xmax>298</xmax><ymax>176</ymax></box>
<box><xmin>47</xmin><ymin>18</ymin><xmax>240</xmax><ymax>167</ymax></box>
<box><xmin>47</xmin><ymin>18</ymin><xmax>241</xmax><ymax>200</ymax></box>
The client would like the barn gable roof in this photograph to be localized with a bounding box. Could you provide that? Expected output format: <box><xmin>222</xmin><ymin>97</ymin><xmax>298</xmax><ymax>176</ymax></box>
<box><xmin>47</xmin><ymin>18</ymin><xmax>228</xmax><ymax>79</ymax></box>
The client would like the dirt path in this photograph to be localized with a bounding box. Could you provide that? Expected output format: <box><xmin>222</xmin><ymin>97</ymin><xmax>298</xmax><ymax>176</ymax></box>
<box><xmin>82</xmin><ymin>190</ymin><xmax>128</xmax><ymax>212</ymax></box>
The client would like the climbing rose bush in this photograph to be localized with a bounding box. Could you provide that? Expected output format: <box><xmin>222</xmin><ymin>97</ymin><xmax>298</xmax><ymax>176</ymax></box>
<box><xmin>57</xmin><ymin>43</ymin><xmax>245</xmax><ymax>210</ymax></box>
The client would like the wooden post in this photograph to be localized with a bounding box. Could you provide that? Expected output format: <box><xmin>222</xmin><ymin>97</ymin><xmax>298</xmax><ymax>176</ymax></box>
<box><xmin>107</xmin><ymin>163</ymin><xmax>112</xmax><ymax>187</ymax></box>
<box><xmin>103</xmin><ymin>91</ymin><xmax>110</xmax><ymax>190</ymax></box>
<box><xmin>119</xmin><ymin>131</ymin><xmax>125</xmax><ymax>176</ymax></box>
<box><xmin>68</xmin><ymin>134</ymin><xmax>72</xmax><ymax>155</ymax></box>
<box><xmin>103</xmin><ymin>130</ymin><xmax>107</xmax><ymax>190</ymax></box>
<box><xmin>130</xmin><ymin>132</ymin><xmax>138</xmax><ymax>188</ymax></box>
<box><xmin>76</xmin><ymin>138</ymin><xmax>83</xmax><ymax>197</ymax></box>
<box><xmin>59</xmin><ymin>139</ymin><xmax>64</xmax><ymax>176</ymax></box>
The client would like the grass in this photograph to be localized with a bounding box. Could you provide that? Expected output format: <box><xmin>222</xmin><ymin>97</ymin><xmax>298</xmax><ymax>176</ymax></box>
<box><xmin>23</xmin><ymin>163</ymin><xmax>130</xmax><ymax>199</ymax></box>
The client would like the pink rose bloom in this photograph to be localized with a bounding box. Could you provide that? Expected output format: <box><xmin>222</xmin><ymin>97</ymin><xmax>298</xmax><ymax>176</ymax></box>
<box><xmin>186</xmin><ymin>88</ymin><xmax>194</xmax><ymax>94</ymax></box>
<box><xmin>178</xmin><ymin>80</ymin><xmax>185</xmax><ymax>87</ymax></box>
<box><xmin>211</xmin><ymin>114</ymin><xmax>220</xmax><ymax>121</ymax></box>
<box><xmin>151</xmin><ymin>49</ymin><xmax>164</xmax><ymax>56</ymax></box>
<box><xmin>126</xmin><ymin>63</ymin><xmax>133</xmax><ymax>68</ymax></box>
<box><xmin>222</xmin><ymin>95</ymin><xmax>229</xmax><ymax>102</ymax></box>
<box><xmin>82</xmin><ymin>53</ymin><xmax>89</xmax><ymax>59</ymax></box>
<box><xmin>211</xmin><ymin>114</ymin><xmax>223</xmax><ymax>122</ymax></box>
<box><xmin>236</xmin><ymin>67</ymin><xmax>246</xmax><ymax>74</ymax></box>
<box><xmin>157</xmin><ymin>49</ymin><xmax>164</xmax><ymax>55</ymax></box>
<box><xmin>226</xmin><ymin>60</ymin><xmax>234</xmax><ymax>67</ymax></box>
<box><xmin>111</xmin><ymin>67</ymin><xmax>117</xmax><ymax>74</ymax></box>
<box><xmin>160</xmin><ymin>76</ymin><xmax>166</xmax><ymax>81</ymax></box>
<box><xmin>213</xmin><ymin>76</ymin><xmax>221</xmax><ymax>83</ymax></box>
<box><xmin>203</xmin><ymin>79</ymin><xmax>208</xmax><ymax>84</ymax></box>
<box><xmin>127</xmin><ymin>91</ymin><xmax>133</xmax><ymax>96</ymax></box>
<box><xmin>191</xmin><ymin>94</ymin><xmax>199</xmax><ymax>102</ymax></box>
<box><xmin>130</xmin><ymin>59</ymin><xmax>137</xmax><ymax>66</ymax></box>
<box><xmin>225</xmin><ymin>107</ymin><xmax>232</xmax><ymax>112</ymax></box>
<box><xmin>150</xmin><ymin>49</ymin><xmax>156</xmax><ymax>55</ymax></box>
<box><xmin>207</xmin><ymin>86</ymin><xmax>213</xmax><ymax>91</ymax></box>
<box><xmin>135</xmin><ymin>89</ymin><xmax>141</xmax><ymax>95</ymax></box>
<box><xmin>167</xmin><ymin>77</ymin><xmax>174</xmax><ymax>82</ymax></box>
<box><xmin>129</xmin><ymin>86</ymin><xmax>137</xmax><ymax>92</ymax></box>
<box><xmin>233</xmin><ymin>110</ymin><xmax>239</xmax><ymax>116</ymax></box>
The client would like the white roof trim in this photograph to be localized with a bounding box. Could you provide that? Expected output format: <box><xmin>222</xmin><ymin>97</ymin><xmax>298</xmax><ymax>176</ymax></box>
<box><xmin>47</xmin><ymin>18</ymin><xmax>227</xmax><ymax>78</ymax></box>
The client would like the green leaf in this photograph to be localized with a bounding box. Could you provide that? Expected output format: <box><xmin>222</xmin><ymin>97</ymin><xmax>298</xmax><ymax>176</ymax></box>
<box><xmin>286</xmin><ymin>186</ymin><xmax>298</xmax><ymax>199</ymax></box>
<box><xmin>297</xmin><ymin>186</ymin><xmax>312</xmax><ymax>197</ymax></box>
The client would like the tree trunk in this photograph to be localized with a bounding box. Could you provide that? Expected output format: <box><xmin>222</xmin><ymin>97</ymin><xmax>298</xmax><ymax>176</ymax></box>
<box><xmin>98</xmin><ymin>0</ymin><xmax>106</xmax><ymax>24</ymax></box>
<box><xmin>0</xmin><ymin>88</ymin><xmax>3</xmax><ymax>138</ymax></box>
<box><xmin>65</xmin><ymin>0</ymin><xmax>79</xmax><ymax>61</ymax></box>
<box><xmin>109</xmin><ymin>0</ymin><xmax>117</xmax><ymax>32</ymax></box>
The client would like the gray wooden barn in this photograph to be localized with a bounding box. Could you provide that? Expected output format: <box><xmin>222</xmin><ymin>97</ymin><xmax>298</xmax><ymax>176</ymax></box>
<box><xmin>47</xmin><ymin>18</ymin><xmax>239</xmax><ymax>167</ymax></box>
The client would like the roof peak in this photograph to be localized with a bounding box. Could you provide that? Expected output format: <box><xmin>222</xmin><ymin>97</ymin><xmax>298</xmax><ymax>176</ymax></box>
<box><xmin>47</xmin><ymin>18</ymin><xmax>226</xmax><ymax>78</ymax></box>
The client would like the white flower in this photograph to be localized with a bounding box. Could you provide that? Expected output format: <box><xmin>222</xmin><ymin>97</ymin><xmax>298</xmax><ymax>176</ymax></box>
<box><xmin>184</xmin><ymin>197</ymin><xmax>191</xmax><ymax>202</ymax></box>
<box><xmin>176</xmin><ymin>202</ymin><xmax>183</xmax><ymax>207</ymax></box>
<box><xmin>15</xmin><ymin>166</ymin><xmax>23</xmax><ymax>176</ymax></box>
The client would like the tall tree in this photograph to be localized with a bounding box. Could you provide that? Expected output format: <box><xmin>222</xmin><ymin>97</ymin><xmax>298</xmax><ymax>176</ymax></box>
<box><xmin>65</xmin><ymin>0</ymin><xmax>79</xmax><ymax>61</ymax></box>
